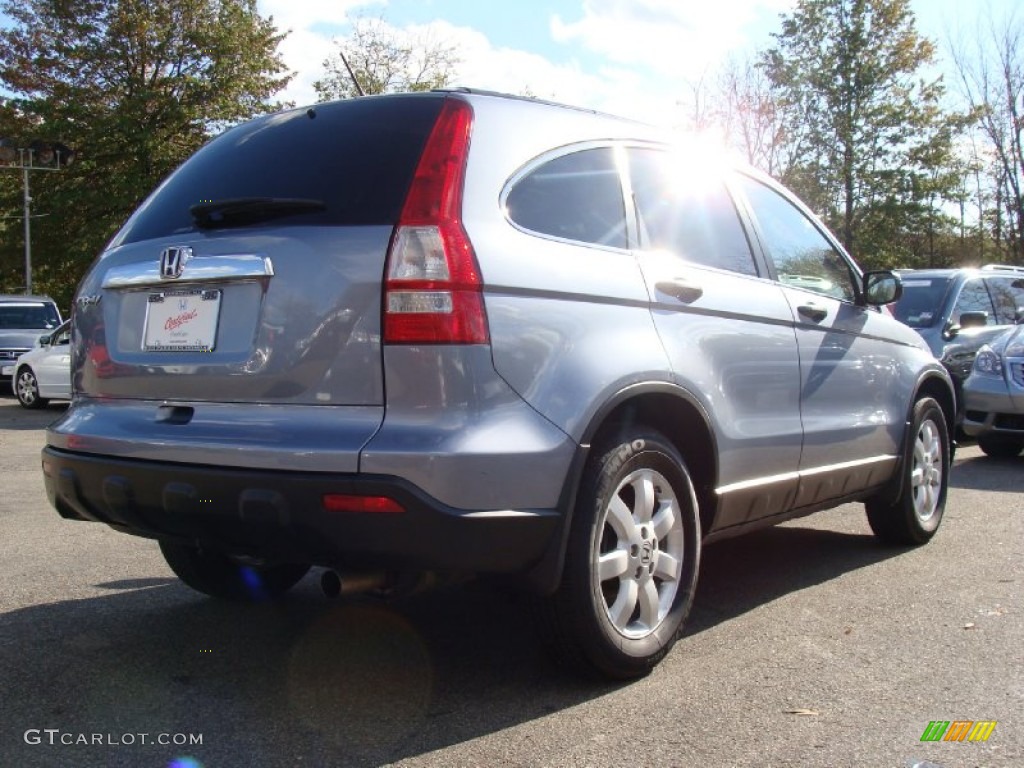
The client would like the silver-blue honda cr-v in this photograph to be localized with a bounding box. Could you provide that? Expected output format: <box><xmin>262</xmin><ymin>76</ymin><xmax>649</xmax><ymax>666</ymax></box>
<box><xmin>43</xmin><ymin>89</ymin><xmax>955</xmax><ymax>679</ymax></box>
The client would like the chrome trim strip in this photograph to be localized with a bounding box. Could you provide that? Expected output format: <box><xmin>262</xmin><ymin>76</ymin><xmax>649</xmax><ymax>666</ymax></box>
<box><xmin>102</xmin><ymin>254</ymin><xmax>274</xmax><ymax>289</ymax></box>
<box><xmin>463</xmin><ymin>510</ymin><xmax>545</xmax><ymax>519</ymax></box>
<box><xmin>716</xmin><ymin>454</ymin><xmax>897</xmax><ymax>495</ymax></box>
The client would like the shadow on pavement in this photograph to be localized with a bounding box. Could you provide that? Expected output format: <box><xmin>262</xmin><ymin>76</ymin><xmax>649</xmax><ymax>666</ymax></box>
<box><xmin>1</xmin><ymin>522</ymin><xmax>901</xmax><ymax>768</ymax></box>
<box><xmin>0</xmin><ymin>396</ymin><xmax>68</xmax><ymax>431</ymax></box>
<box><xmin>690</xmin><ymin>524</ymin><xmax>899</xmax><ymax>637</ymax></box>
<box><xmin>949</xmin><ymin>451</ymin><xmax>1024</xmax><ymax>493</ymax></box>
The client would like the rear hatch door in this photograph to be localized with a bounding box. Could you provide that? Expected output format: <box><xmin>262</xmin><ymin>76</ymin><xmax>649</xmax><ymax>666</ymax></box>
<box><xmin>73</xmin><ymin>95</ymin><xmax>446</xmax><ymax>408</ymax></box>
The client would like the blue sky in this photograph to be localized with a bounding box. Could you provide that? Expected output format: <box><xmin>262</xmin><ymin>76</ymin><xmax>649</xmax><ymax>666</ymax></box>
<box><xmin>258</xmin><ymin>0</ymin><xmax>1017</xmax><ymax>124</ymax></box>
<box><xmin>0</xmin><ymin>1</ymin><xmax>1012</xmax><ymax>124</ymax></box>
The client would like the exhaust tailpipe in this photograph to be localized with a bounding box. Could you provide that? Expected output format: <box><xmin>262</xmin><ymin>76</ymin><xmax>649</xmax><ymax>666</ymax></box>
<box><xmin>320</xmin><ymin>570</ymin><xmax>391</xmax><ymax>598</ymax></box>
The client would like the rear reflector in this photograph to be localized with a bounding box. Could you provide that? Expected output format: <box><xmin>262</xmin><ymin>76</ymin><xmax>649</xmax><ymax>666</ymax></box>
<box><xmin>322</xmin><ymin>494</ymin><xmax>405</xmax><ymax>514</ymax></box>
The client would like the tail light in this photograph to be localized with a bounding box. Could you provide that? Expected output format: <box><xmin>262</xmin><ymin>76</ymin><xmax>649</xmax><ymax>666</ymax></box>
<box><xmin>383</xmin><ymin>98</ymin><xmax>488</xmax><ymax>344</ymax></box>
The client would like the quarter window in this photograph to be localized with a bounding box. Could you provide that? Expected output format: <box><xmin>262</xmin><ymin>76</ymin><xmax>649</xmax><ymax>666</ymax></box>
<box><xmin>505</xmin><ymin>148</ymin><xmax>627</xmax><ymax>249</ymax></box>
<box><xmin>737</xmin><ymin>175</ymin><xmax>856</xmax><ymax>302</ymax></box>
<box><xmin>628</xmin><ymin>148</ymin><xmax>758</xmax><ymax>276</ymax></box>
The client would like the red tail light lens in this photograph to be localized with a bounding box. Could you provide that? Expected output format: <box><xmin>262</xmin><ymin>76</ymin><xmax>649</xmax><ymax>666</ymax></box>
<box><xmin>383</xmin><ymin>98</ymin><xmax>488</xmax><ymax>344</ymax></box>
<box><xmin>322</xmin><ymin>494</ymin><xmax>405</xmax><ymax>514</ymax></box>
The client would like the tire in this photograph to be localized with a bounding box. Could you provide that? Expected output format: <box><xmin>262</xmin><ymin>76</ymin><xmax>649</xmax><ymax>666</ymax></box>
<box><xmin>865</xmin><ymin>397</ymin><xmax>949</xmax><ymax>545</ymax></box>
<box><xmin>539</xmin><ymin>430</ymin><xmax>701</xmax><ymax>679</ymax></box>
<box><xmin>159</xmin><ymin>540</ymin><xmax>310</xmax><ymax>601</ymax></box>
<box><xmin>977</xmin><ymin>435</ymin><xmax>1024</xmax><ymax>458</ymax></box>
<box><xmin>15</xmin><ymin>367</ymin><xmax>48</xmax><ymax>409</ymax></box>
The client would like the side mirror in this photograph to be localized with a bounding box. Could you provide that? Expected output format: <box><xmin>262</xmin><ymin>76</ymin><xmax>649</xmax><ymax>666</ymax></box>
<box><xmin>862</xmin><ymin>270</ymin><xmax>902</xmax><ymax>306</ymax></box>
<box><xmin>959</xmin><ymin>311</ymin><xmax>988</xmax><ymax>329</ymax></box>
<box><xmin>38</xmin><ymin>334</ymin><xmax>51</xmax><ymax>347</ymax></box>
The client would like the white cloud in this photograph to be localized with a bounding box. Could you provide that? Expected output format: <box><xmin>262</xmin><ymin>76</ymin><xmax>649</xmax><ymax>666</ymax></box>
<box><xmin>273</xmin><ymin>28</ymin><xmax>336</xmax><ymax>106</ymax></box>
<box><xmin>257</xmin><ymin>0</ymin><xmax>795</xmax><ymax>125</ymax></box>
<box><xmin>259</xmin><ymin>0</ymin><xmax>382</xmax><ymax>106</ymax></box>
<box><xmin>259</xmin><ymin>0</ymin><xmax>376</xmax><ymax>34</ymax></box>
<box><xmin>426</xmin><ymin>22</ymin><xmax>602</xmax><ymax>101</ymax></box>
<box><xmin>551</xmin><ymin>0</ymin><xmax>794</xmax><ymax>81</ymax></box>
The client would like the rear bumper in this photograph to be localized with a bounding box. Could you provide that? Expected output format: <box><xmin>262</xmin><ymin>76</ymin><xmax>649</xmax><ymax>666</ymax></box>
<box><xmin>42</xmin><ymin>447</ymin><xmax>561</xmax><ymax>575</ymax></box>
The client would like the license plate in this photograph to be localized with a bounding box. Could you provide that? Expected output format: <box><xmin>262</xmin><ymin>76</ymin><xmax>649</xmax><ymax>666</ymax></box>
<box><xmin>1</xmin><ymin>364</ymin><xmax>13</xmax><ymax>377</ymax></box>
<box><xmin>143</xmin><ymin>290</ymin><xmax>222</xmax><ymax>352</ymax></box>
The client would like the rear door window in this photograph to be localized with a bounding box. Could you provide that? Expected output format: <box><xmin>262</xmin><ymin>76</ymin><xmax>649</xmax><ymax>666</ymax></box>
<box><xmin>627</xmin><ymin>148</ymin><xmax>758</xmax><ymax>276</ymax></box>
<box><xmin>504</xmin><ymin>147</ymin><xmax>627</xmax><ymax>249</ymax></box>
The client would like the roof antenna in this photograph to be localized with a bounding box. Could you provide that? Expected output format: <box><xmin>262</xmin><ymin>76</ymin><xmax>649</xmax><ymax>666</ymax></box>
<box><xmin>338</xmin><ymin>49</ymin><xmax>365</xmax><ymax>97</ymax></box>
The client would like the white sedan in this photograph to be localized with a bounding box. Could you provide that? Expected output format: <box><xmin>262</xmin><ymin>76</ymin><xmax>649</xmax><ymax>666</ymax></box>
<box><xmin>12</xmin><ymin>320</ymin><xmax>71</xmax><ymax>408</ymax></box>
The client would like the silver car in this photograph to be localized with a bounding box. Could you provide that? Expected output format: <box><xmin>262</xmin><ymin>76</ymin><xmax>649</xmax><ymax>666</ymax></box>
<box><xmin>0</xmin><ymin>295</ymin><xmax>63</xmax><ymax>384</ymax></box>
<box><xmin>13</xmin><ymin>320</ymin><xmax>72</xmax><ymax>408</ymax></box>
<box><xmin>961</xmin><ymin>323</ymin><xmax>1024</xmax><ymax>456</ymax></box>
<box><xmin>43</xmin><ymin>90</ymin><xmax>955</xmax><ymax>678</ymax></box>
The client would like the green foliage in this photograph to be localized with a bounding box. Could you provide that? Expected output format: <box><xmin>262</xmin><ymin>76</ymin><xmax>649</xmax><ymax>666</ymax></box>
<box><xmin>314</xmin><ymin>15</ymin><xmax>460</xmax><ymax>100</ymax></box>
<box><xmin>762</xmin><ymin>0</ymin><xmax>969</xmax><ymax>265</ymax></box>
<box><xmin>0</xmin><ymin>0</ymin><xmax>292</xmax><ymax>306</ymax></box>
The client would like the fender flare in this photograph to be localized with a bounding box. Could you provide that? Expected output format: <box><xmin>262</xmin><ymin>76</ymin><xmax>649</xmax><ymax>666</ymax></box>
<box><xmin>523</xmin><ymin>380</ymin><xmax>718</xmax><ymax>594</ymax></box>
<box><xmin>872</xmin><ymin>369</ymin><xmax>956</xmax><ymax>507</ymax></box>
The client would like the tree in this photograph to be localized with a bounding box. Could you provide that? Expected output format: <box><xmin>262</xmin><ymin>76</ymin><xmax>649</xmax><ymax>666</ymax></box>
<box><xmin>762</xmin><ymin>0</ymin><xmax>967</xmax><ymax>264</ymax></box>
<box><xmin>714</xmin><ymin>56</ymin><xmax>799</xmax><ymax>180</ymax></box>
<box><xmin>314</xmin><ymin>16</ymin><xmax>460</xmax><ymax>100</ymax></box>
<box><xmin>951</xmin><ymin>10</ymin><xmax>1024</xmax><ymax>262</ymax></box>
<box><xmin>0</xmin><ymin>0</ymin><xmax>291</xmax><ymax>305</ymax></box>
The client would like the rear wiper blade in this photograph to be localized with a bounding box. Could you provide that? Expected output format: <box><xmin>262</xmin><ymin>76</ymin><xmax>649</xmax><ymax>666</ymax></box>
<box><xmin>190</xmin><ymin>197</ymin><xmax>326</xmax><ymax>229</ymax></box>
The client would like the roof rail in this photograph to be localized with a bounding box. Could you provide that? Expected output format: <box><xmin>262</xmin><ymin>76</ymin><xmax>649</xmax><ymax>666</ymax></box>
<box><xmin>981</xmin><ymin>263</ymin><xmax>1024</xmax><ymax>274</ymax></box>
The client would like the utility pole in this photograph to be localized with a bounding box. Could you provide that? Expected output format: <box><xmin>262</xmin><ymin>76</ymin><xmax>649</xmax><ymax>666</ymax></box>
<box><xmin>0</xmin><ymin>141</ymin><xmax>75</xmax><ymax>294</ymax></box>
<box><xmin>23</xmin><ymin>162</ymin><xmax>32</xmax><ymax>293</ymax></box>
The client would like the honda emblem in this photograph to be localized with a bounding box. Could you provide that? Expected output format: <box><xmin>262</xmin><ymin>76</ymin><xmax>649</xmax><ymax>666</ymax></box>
<box><xmin>159</xmin><ymin>246</ymin><xmax>192</xmax><ymax>279</ymax></box>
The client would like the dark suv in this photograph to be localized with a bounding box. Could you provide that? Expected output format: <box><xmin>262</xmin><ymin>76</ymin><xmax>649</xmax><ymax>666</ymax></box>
<box><xmin>42</xmin><ymin>90</ymin><xmax>954</xmax><ymax>678</ymax></box>
<box><xmin>892</xmin><ymin>266</ymin><xmax>1024</xmax><ymax>405</ymax></box>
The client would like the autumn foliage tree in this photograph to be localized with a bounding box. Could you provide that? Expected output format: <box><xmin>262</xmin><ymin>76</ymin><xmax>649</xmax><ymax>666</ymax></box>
<box><xmin>0</xmin><ymin>0</ymin><xmax>292</xmax><ymax>305</ymax></box>
<box><xmin>761</xmin><ymin>0</ymin><xmax>968</xmax><ymax>266</ymax></box>
<box><xmin>314</xmin><ymin>15</ymin><xmax>460</xmax><ymax>100</ymax></box>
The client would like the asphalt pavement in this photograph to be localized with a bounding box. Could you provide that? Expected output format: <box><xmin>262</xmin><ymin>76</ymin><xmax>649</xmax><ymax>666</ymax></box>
<box><xmin>1</xmin><ymin>395</ymin><xmax>1021</xmax><ymax>767</ymax></box>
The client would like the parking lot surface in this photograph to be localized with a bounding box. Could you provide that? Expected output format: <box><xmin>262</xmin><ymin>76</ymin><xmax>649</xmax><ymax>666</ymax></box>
<box><xmin>1</xmin><ymin>396</ymin><xmax>1021</xmax><ymax>767</ymax></box>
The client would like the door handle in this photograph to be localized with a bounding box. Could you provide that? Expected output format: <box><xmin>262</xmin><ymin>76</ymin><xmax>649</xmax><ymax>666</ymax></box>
<box><xmin>797</xmin><ymin>303</ymin><xmax>828</xmax><ymax>322</ymax></box>
<box><xmin>656</xmin><ymin>278</ymin><xmax>704</xmax><ymax>303</ymax></box>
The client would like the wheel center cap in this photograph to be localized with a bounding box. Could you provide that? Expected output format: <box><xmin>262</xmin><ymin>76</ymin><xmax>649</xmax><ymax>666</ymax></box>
<box><xmin>639</xmin><ymin>540</ymin><xmax>654</xmax><ymax>566</ymax></box>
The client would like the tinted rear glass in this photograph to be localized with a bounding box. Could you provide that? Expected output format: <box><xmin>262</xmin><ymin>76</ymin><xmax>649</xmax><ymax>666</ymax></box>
<box><xmin>113</xmin><ymin>96</ymin><xmax>445</xmax><ymax>246</ymax></box>
<box><xmin>892</xmin><ymin>277</ymin><xmax>954</xmax><ymax>328</ymax></box>
<box><xmin>505</xmin><ymin>147</ymin><xmax>627</xmax><ymax>249</ymax></box>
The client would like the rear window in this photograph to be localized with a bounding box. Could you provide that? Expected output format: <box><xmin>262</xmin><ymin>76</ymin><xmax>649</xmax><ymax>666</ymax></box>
<box><xmin>112</xmin><ymin>95</ymin><xmax>446</xmax><ymax>246</ymax></box>
<box><xmin>0</xmin><ymin>302</ymin><xmax>61</xmax><ymax>329</ymax></box>
<box><xmin>893</xmin><ymin>277</ymin><xmax>954</xmax><ymax>328</ymax></box>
